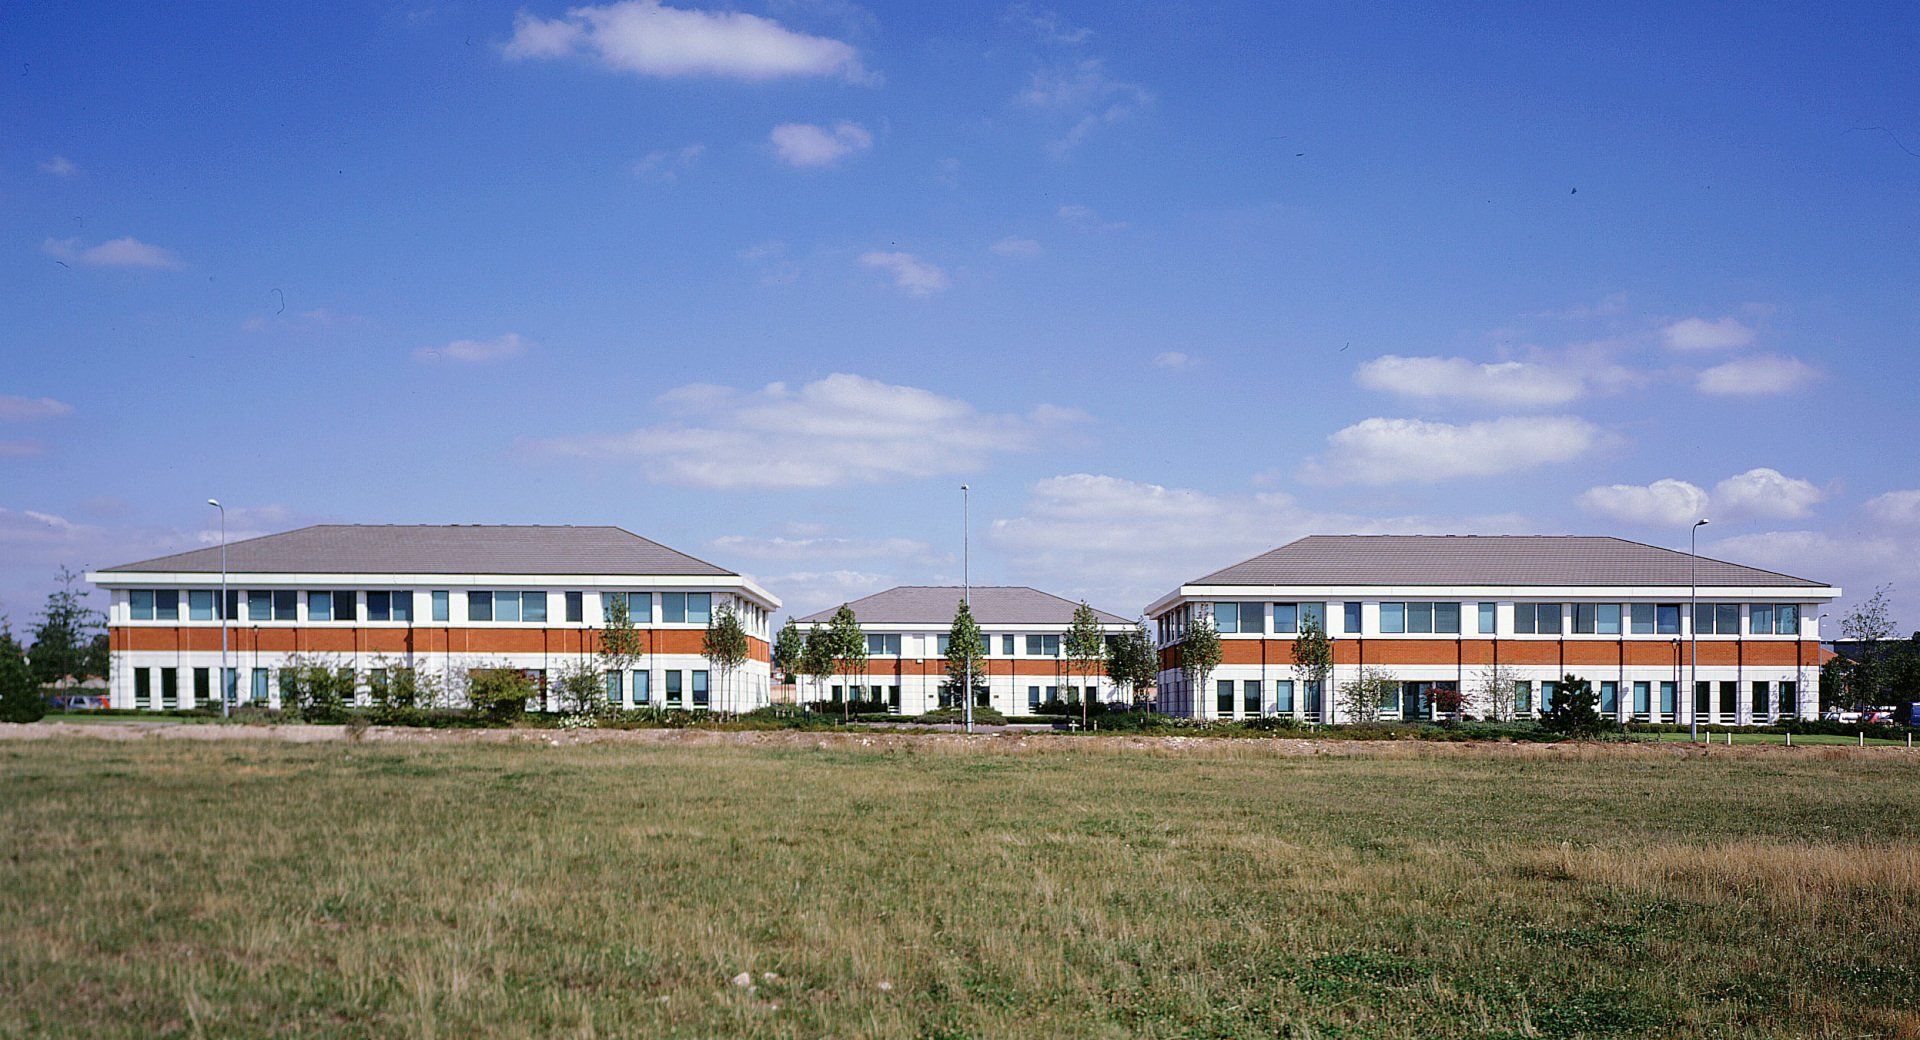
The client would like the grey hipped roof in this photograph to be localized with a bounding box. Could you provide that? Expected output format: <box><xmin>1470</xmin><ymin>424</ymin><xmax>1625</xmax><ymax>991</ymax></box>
<box><xmin>96</xmin><ymin>525</ymin><xmax>736</xmax><ymax>577</ymax></box>
<box><xmin>795</xmin><ymin>586</ymin><xmax>1131</xmax><ymax>626</ymax></box>
<box><xmin>1192</xmin><ymin>536</ymin><xmax>1826</xmax><ymax>588</ymax></box>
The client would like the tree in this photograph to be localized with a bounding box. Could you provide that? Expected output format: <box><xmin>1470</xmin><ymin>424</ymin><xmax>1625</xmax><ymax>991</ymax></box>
<box><xmin>279</xmin><ymin>656</ymin><xmax>356</xmax><ymax>724</ymax></box>
<box><xmin>826</xmin><ymin>605</ymin><xmax>867</xmax><ymax>721</ymax></box>
<box><xmin>1065</xmin><ymin>602</ymin><xmax>1105</xmax><ymax>728</ymax></box>
<box><xmin>1180</xmin><ymin>614</ymin><xmax>1222</xmax><ymax>718</ymax></box>
<box><xmin>772</xmin><ymin>618</ymin><xmax>805</xmax><ymax>693</ymax></box>
<box><xmin>1539</xmin><ymin>672</ymin><xmax>1604</xmax><ymax>737</ymax></box>
<box><xmin>1339</xmin><ymin>667</ymin><xmax>1397</xmax><ymax>724</ymax></box>
<box><xmin>1428</xmin><ymin>683</ymin><xmax>1466</xmax><ymax>723</ymax></box>
<box><xmin>367</xmin><ymin>661</ymin><xmax>441</xmax><ymax>726</ymax></box>
<box><xmin>598</xmin><ymin>595</ymin><xmax>642</xmax><ymax>710</ymax></box>
<box><xmin>1291</xmin><ymin>611</ymin><xmax>1333</xmax><ymax>722</ymax></box>
<box><xmin>1105</xmin><ymin>621</ymin><xmax>1158</xmax><ymax>707</ymax></box>
<box><xmin>703</xmin><ymin>602</ymin><xmax>751</xmax><ymax>713</ymax></box>
<box><xmin>945</xmin><ymin>599</ymin><xmax>987</xmax><ymax>714</ymax></box>
<box><xmin>467</xmin><ymin>667</ymin><xmax>535</xmax><ymax>724</ymax></box>
<box><xmin>28</xmin><ymin>567</ymin><xmax>105</xmax><ymax>685</ymax></box>
<box><xmin>801</xmin><ymin>622</ymin><xmax>835</xmax><ymax>708</ymax></box>
<box><xmin>552</xmin><ymin>660</ymin><xmax>605</xmax><ymax>716</ymax></box>
<box><xmin>0</xmin><ymin>621</ymin><xmax>45</xmax><ymax>724</ymax></box>
<box><xmin>1472</xmin><ymin>662</ymin><xmax>1523</xmax><ymax>722</ymax></box>
<box><xmin>1839</xmin><ymin>585</ymin><xmax>1899</xmax><ymax>708</ymax></box>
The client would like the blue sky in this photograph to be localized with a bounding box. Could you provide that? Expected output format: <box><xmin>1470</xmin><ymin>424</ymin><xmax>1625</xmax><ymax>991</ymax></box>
<box><xmin>4</xmin><ymin>1</ymin><xmax>1918</xmax><ymax>629</ymax></box>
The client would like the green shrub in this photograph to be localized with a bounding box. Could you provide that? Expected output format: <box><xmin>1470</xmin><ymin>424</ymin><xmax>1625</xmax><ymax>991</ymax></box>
<box><xmin>916</xmin><ymin>705</ymin><xmax>1008</xmax><ymax>725</ymax></box>
<box><xmin>280</xmin><ymin>661</ymin><xmax>356</xmax><ymax>724</ymax></box>
<box><xmin>368</xmin><ymin>667</ymin><xmax>434</xmax><ymax>726</ymax></box>
<box><xmin>0</xmin><ymin>638</ymin><xmax>45</xmax><ymax>724</ymax></box>
<box><xmin>467</xmin><ymin>668</ymin><xmax>535</xmax><ymax>724</ymax></box>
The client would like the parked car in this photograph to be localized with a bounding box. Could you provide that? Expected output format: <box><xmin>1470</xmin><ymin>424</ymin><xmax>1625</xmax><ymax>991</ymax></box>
<box><xmin>49</xmin><ymin>692</ymin><xmax>109</xmax><ymax>712</ymax></box>
<box><xmin>1822</xmin><ymin>709</ymin><xmax>1863</xmax><ymax>724</ymax></box>
<box><xmin>1863</xmin><ymin>707</ymin><xmax>1897</xmax><ymax>726</ymax></box>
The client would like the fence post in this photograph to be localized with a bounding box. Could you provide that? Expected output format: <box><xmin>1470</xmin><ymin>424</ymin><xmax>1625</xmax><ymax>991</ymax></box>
<box><xmin>1784</xmin><ymin>731</ymin><xmax>1791</xmax><ymax>748</ymax></box>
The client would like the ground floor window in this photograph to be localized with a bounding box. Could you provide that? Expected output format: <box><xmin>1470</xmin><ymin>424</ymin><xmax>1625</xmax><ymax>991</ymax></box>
<box><xmin>252</xmin><ymin>668</ymin><xmax>270</xmax><ymax>704</ymax></box>
<box><xmin>1633</xmin><ymin>681</ymin><xmax>1650</xmax><ymax>718</ymax></box>
<box><xmin>1660</xmin><ymin>681</ymin><xmax>1675</xmax><ymax>716</ymax></box>
<box><xmin>1599</xmin><ymin>681</ymin><xmax>1617</xmax><ymax>715</ymax></box>
<box><xmin>1752</xmin><ymin>681</ymin><xmax>1770</xmax><ymax>718</ymax></box>
<box><xmin>1275</xmin><ymin>679</ymin><xmax>1295</xmax><ymax>714</ymax></box>
<box><xmin>691</xmin><ymin>670</ymin><xmax>709</xmax><ymax>708</ymax></box>
<box><xmin>1303</xmin><ymin>680</ymin><xmax>1322</xmax><ymax>718</ymax></box>
<box><xmin>890</xmin><ymin>685</ymin><xmax>903</xmax><ymax>712</ymax></box>
<box><xmin>1217</xmin><ymin>679</ymin><xmax>1234</xmax><ymax>717</ymax></box>
<box><xmin>1780</xmin><ymin>681</ymin><xmax>1797</xmax><ymax>715</ymax></box>
<box><xmin>135</xmin><ymin>668</ymin><xmax>153</xmax><ymax>708</ymax></box>
<box><xmin>1694</xmin><ymin>682</ymin><xmax>1711</xmax><ymax>717</ymax></box>
<box><xmin>667</xmin><ymin>671</ymin><xmax>683</xmax><ymax>707</ymax></box>
<box><xmin>1028</xmin><ymin>686</ymin><xmax>1041</xmax><ymax>711</ymax></box>
<box><xmin>1541</xmin><ymin>682</ymin><xmax>1559</xmax><ymax>713</ymax></box>
<box><xmin>1514</xmin><ymin>681</ymin><xmax>1532</xmax><ymax>715</ymax></box>
<box><xmin>1718</xmin><ymin>681</ymin><xmax>1738</xmax><ymax>722</ymax></box>
<box><xmin>158</xmin><ymin>667</ymin><xmax>178</xmax><ymax>709</ymax></box>
<box><xmin>1243</xmin><ymin>680</ymin><xmax>1261</xmax><ymax>716</ymax></box>
<box><xmin>605</xmin><ymin>670</ymin><xmax>624</xmax><ymax>708</ymax></box>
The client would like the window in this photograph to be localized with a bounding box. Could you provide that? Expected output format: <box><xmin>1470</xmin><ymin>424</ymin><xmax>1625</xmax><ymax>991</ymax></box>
<box><xmin>1243</xmin><ymin>680</ymin><xmax>1261</xmax><ymax>715</ymax></box>
<box><xmin>1660</xmin><ymin>681</ymin><xmax>1676</xmax><ymax>716</ymax></box>
<box><xmin>1694</xmin><ymin>681</ymin><xmax>1711</xmax><ymax>715</ymax></box>
<box><xmin>1478</xmin><ymin>602</ymin><xmax>1496</xmax><ymax>635</ymax></box>
<box><xmin>160</xmin><ymin>668</ymin><xmax>179</xmax><ymax>709</ymax></box>
<box><xmin>1379</xmin><ymin>602</ymin><xmax>1405</xmax><ymax>633</ymax></box>
<box><xmin>1274</xmin><ymin>680</ymin><xmax>1295</xmax><ymax>713</ymax></box>
<box><xmin>1001</xmin><ymin>635</ymin><xmax>1015</xmax><ymax>656</ymax></box>
<box><xmin>665</xmin><ymin>671</ymin><xmax>683</xmax><ymax>707</ymax></box>
<box><xmin>662</xmin><ymin>592</ymin><xmax>711</xmax><ymax>624</ymax></box>
<box><xmin>605</xmin><ymin>671</ymin><xmax>624</xmax><ymax>709</ymax></box>
<box><xmin>191</xmin><ymin>667</ymin><xmax>210</xmax><ymax>707</ymax></box>
<box><xmin>936</xmin><ymin>634</ymin><xmax>950</xmax><ymax>656</ymax></box>
<box><xmin>1303</xmin><ymin>680</ymin><xmax>1323</xmax><ymax>716</ymax></box>
<box><xmin>1752</xmin><ymin>681</ymin><xmax>1770</xmax><ymax>716</ymax></box>
<box><xmin>601</xmin><ymin>592</ymin><xmax>652</xmax><ymax>623</ymax></box>
<box><xmin>1514</xmin><ymin>603</ymin><xmax>1562</xmax><ymax>635</ymax></box>
<box><xmin>867</xmin><ymin>633</ymin><xmax>902</xmax><ymax>656</ymax></box>
<box><xmin>1272</xmin><ymin>603</ymin><xmax>1298</xmax><ymax>634</ymax></box>
<box><xmin>1749</xmin><ymin>604</ymin><xmax>1774</xmax><ymax>635</ymax></box>
<box><xmin>1214</xmin><ymin>602</ymin><xmax>1261</xmax><ymax>634</ymax></box>
<box><xmin>521</xmin><ymin>592</ymin><xmax>546</xmax><ymax>624</ymax></box>
<box><xmin>1343</xmin><ymin>602</ymin><xmax>1362</xmax><ymax>634</ymax></box>
<box><xmin>1541</xmin><ymin>681</ymin><xmax>1559</xmax><ymax>711</ymax></box>
<box><xmin>1028</xmin><ymin>686</ymin><xmax>1041</xmax><ymax>711</ymax></box>
<box><xmin>1599</xmin><ymin>681</ymin><xmax>1618</xmax><ymax>714</ymax></box>
<box><xmin>222</xmin><ymin>590</ymin><xmax>238</xmax><ymax>620</ymax></box>
<box><xmin>1780</xmin><ymin>680</ymin><xmax>1797</xmax><ymax>715</ymax></box>
<box><xmin>633</xmin><ymin>671</ymin><xmax>651</xmax><ymax>705</ymax></box>
<box><xmin>187</xmin><ymin>590</ymin><xmax>213</xmax><ymax>621</ymax></box>
<box><xmin>1216</xmin><ymin>679</ymin><xmax>1234</xmax><ymax>716</ymax></box>
<box><xmin>129</xmin><ymin>589</ymin><xmax>155</xmax><ymax>620</ymax></box>
<box><xmin>468</xmin><ymin>591</ymin><xmax>493</xmax><ymax>621</ymax></box>
<box><xmin>692</xmin><ymin>670</ymin><xmax>709</xmax><ymax>708</ymax></box>
<box><xmin>1378</xmin><ymin>602</ymin><xmax>1459</xmax><ymax>635</ymax></box>
<box><xmin>492</xmin><ymin>592</ymin><xmax>521</xmax><ymax>623</ymax></box>
<box><xmin>367</xmin><ymin>591</ymin><xmax>391</xmax><ymax>621</ymax></box>
<box><xmin>565</xmin><ymin>592</ymin><xmax>583</xmax><ymax>624</ymax></box>
<box><xmin>1301</xmin><ymin>602</ymin><xmax>1325</xmax><ymax>630</ymax></box>
<box><xmin>1408</xmin><ymin>602</ymin><xmax>1432</xmax><ymax>633</ymax></box>
<box><xmin>134</xmin><ymin>668</ymin><xmax>152</xmax><ymax>707</ymax></box>
<box><xmin>432</xmin><ymin>590</ymin><xmax>449</xmax><ymax>622</ymax></box>
<box><xmin>1693</xmin><ymin>604</ymin><xmax>1741</xmax><ymax>635</ymax></box>
<box><xmin>1572</xmin><ymin>604</ymin><xmax>1622</xmax><ymax>635</ymax></box>
<box><xmin>1025</xmin><ymin>634</ymin><xmax>1061</xmax><ymax>656</ymax></box>
<box><xmin>251</xmin><ymin>668</ymin><xmax>270</xmax><ymax>704</ymax></box>
<box><xmin>272</xmin><ymin>591</ymin><xmax>296</xmax><ymax>621</ymax></box>
<box><xmin>247</xmin><ymin>591</ymin><xmax>271</xmax><ymax>621</ymax></box>
<box><xmin>147</xmin><ymin>590</ymin><xmax>177</xmax><ymax>621</ymax></box>
<box><xmin>1513</xmin><ymin>681</ymin><xmax>1532</xmax><ymax>714</ymax></box>
<box><xmin>1633</xmin><ymin>681</ymin><xmax>1650</xmax><ymax>716</ymax></box>
<box><xmin>1776</xmin><ymin>604</ymin><xmax>1800</xmax><ymax>635</ymax></box>
<box><xmin>222</xmin><ymin>668</ymin><xmax>238</xmax><ymax>704</ymax></box>
<box><xmin>1433</xmin><ymin>602</ymin><xmax>1460</xmax><ymax>634</ymax></box>
<box><xmin>308</xmin><ymin>591</ymin><xmax>334</xmax><ymax>622</ymax></box>
<box><xmin>393</xmin><ymin>592</ymin><xmax>413</xmax><ymax>622</ymax></box>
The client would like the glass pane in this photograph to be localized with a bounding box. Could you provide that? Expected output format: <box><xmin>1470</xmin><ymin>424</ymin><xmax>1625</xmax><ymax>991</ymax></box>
<box><xmin>1380</xmin><ymin>602</ymin><xmax>1405</xmax><ymax>634</ymax></box>
<box><xmin>1478</xmin><ymin>602</ymin><xmax>1495</xmax><ymax>634</ymax></box>
<box><xmin>1634</xmin><ymin>682</ymin><xmax>1650</xmax><ymax>713</ymax></box>
<box><xmin>433</xmin><ymin>590</ymin><xmax>449</xmax><ymax>622</ymax></box>
<box><xmin>1301</xmin><ymin>602</ymin><xmax>1325</xmax><ymax>629</ymax></box>
<box><xmin>392</xmin><ymin>592</ymin><xmax>412</xmax><ymax>622</ymax></box>
<box><xmin>1408</xmin><ymin>602</ymin><xmax>1433</xmax><ymax>634</ymax></box>
<box><xmin>1574</xmin><ymin>603</ymin><xmax>1595</xmax><ymax>633</ymax></box>
<box><xmin>1537</xmin><ymin>604</ymin><xmax>1561</xmax><ymax>634</ymax></box>
<box><xmin>1275</xmin><ymin>680</ymin><xmax>1294</xmax><ymax>712</ymax></box>
<box><xmin>274</xmin><ymin>590</ymin><xmax>297</xmax><ymax>621</ymax></box>
<box><xmin>1513</xmin><ymin>604</ymin><xmax>1535</xmax><ymax>635</ymax></box>
<box><xmin>1435</xmin><ymin>602</ymin><xmax>1460</xmax><ymax>634</ymax></box>
<box><xmin>1243</xmin><ymin>681</ymin><xmax>1260</xmax><ymax>713</ymax></box>
<box><xmin>1214</xmin><ymin>603</ymin><xmax>1238</xmax><ymax>633</ymax></box>
<box><xmin>605</xmin><ymin>671</ymin><xmax>623</xmax><ymax>706</ymax></box>
<box><xmin>662</xmin><ymin>593</ymin><xmax>686</xmax><ymax>624</ymax></box>
<box><xmin>566</xmin><ymin>592</ymin><xmax>583</xmax><ymax>623</ymax></box>
<box><xmin>493</xmin><ymin>591</ymin><xmax>520</xmax><ymax>622</ymax></box>
<box><xmin>1630</xmin><ymin>603</ymin><xmax>1654</xmax><ymax>634</ymax></box>
<box><xmin>129</xmin><ymin>589</ymin><xmax>154</xmax><ymax>620</ymax></box>
<box><xmin>687</xmin><ymin>593</ymin><xmax>711</xmax><ymax>625</ymax></box>
<box><xmin>1597</xmin><ymin>604</ymin><xmax>1621</xmax><ymax>635</ymax></box>
<box><xmin>635</xmin><ymin>671</ymin><xmax>650</xmax><ymax>704</ymax></box>
<box><xmin>1749</xmin><ymin>604</ymin><xmax>1773</xmax><ymax>634</ymax></box>
<box><xmin>1272</xmin><ymin>603</ymin><xmax>1297</xmax><ymax>634</ymax></box>
<box><xmin>189</xmin><ymin>590</ymin><xmax>214</xmax><ymax>621</ymax></box>
<box><xmin>1717</xmin><ymin>604</ymin><xmax>1740</xmax><ymax>635</ymax></box>
<box><xmin>248</xmin><ymin>592</ymin><xmax>271</xmax><ymax>621</ymax></box>
<box><xmin>1658</xmin><ymin>604</ymin><xmax>1681</xmax><ymax>634</ymax></box>
<box><xmin>692</xmin><ymin>670</ymin><xmax>709</xmax><ymax>706</ymax></box>
<box><xmin>1777</xmin><ymin>604</ymin><xmax>1798</xmax><ymax>635</ymax></box>
<box><xmin>469</xmin><ymin>591</ymin><xmax>492</xmax><ymax>621</ymax></box>
<box><xmin>523</xmin><ymin>592</ymin><xmax>547</xmax><ymax>623</ymax></box>
<box><xmin>1599</xmin><ymin>682</ymin><xmax>1617</xmax><ymax>713</ymax></box>
<box><xmin>154</xmin><ymin>590</ymin><xmax>179</xmax><ymax>620</ymax></box>
<box><xmin>367</xmin><ymin>591</ymin><xmax>391</xmax><ymax>621</ymax></box>
<box><xmin>1660</xmin><ymin>682</ymin><xmax>1676</xmax><ymax>713</ymax></box>
<box><xmin>309</xmin><ymin>591</ymin><xmax>333</xmax><ymax>622</ymax></box>
<box><xmin>1344</xmin><ymin>602</ymin><xmax>1362</xmax><ymax>634</ymax></box>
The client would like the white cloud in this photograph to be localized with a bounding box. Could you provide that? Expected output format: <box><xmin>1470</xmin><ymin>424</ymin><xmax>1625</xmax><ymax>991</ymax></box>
<box><xmin>504</xmin><ymin>0</ymin><xmax>872</xmax><ymax>82</ymax></box>
<box><xmin>539</xmin><ymin>373</ymin><xmax>1086</xmax><ymax>489</ymax></box>
<box><xmin>1711</xmin><ymin>468</ymin><xmax>1826</xmax><ymax>520</ymax></box>
<box><xmin>769</xmin><ymin>121</ymin><xmax>871</xmax><ymax>167</ymax></box>
<box><xmin>1696</xmin><ymin>354</ymin><xmax>1819</xmax><ymax>396</ymax></box>
<box><xmin>1057</xmin><ymin>203</ymin><xmax>1127</xmax><ymax>231</ymax></box>
<box><xmin>1578</xmin><ymin>478</ymin><xmax>1710</xmax><ymax>528</ymax></box>
<box><xmin>413</xmin><ymin>332</ymin><xmax>530</xmax><ymax>363</ymax></box>
<box><xmin>859</xmin><ymin>251</ymin><xmax>949</xmax><ymax>296</ymax></box>
<box><xmin>1864</xmin><ymin>490</ymin><xmax>1920</xmax><ymax>527</ymax></box>
<box><xmin>39</xmin><ymin>156</ymin><xmax>79</xmax><ymax>177</ymax></box>
<box><xmin>1300</xmin><ymin>416</ymin><xmax>1603</xmax><ymax>485</ymax></box>
<box><xmin>42</xmin><ymin>236</ymin><xmax>183</xmax><ymax>270</ymax></box>
<box><xmin>1016</xmin><ymin>57</ymin><xmax>1150</xmax><ymax>154</ymax></box>
<box><xmin>632</xmin><ymin>142</ymin><xmax>704</xmax><ymax>182</ymax></box>
<box><xmin>1661</xmin><ymin>316</ymin><xmax>1754</xmax><ymax>351</ymax></box>
<box><xmin>989</xmin><ymin>235</ymin><xmax>1042</xmax><ymax>258</ymax></box>
<box><xmin>1354</xmin><ymin>355</ymin><xmax>1586</xmax><ymax>408</ymax></box>
<box><xmin>1152</xmin><ymin>351</ymin><xmax>1195</xmax><ymax>369</ymax></box>
<box><xmin>1578</xmin><ymin>467</ymin><xmax>1825</xmax><ymax>526</ymax></box>
<box><xmin>991</xmin><ymin>473</ymin><xmax>1528</xmax><ymax>612</ymax></box>
<box><xmin>0</xmin><ymin>396</ymin><xmax>73</xmax><ymax>422</ymax></box>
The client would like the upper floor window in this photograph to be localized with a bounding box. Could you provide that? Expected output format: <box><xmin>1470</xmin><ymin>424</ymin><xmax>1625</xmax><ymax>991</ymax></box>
<box><xmin>152</xmin><ymin>589</ymin><xmax>180</xmax><ymax>621</ymax></box>
<box><xmin>432</xmin><ymin>590</ymin><xmax>450</xmax><ymax>622</ymax></box>
<box><xmin>1477</xmin><ymin>602</ymin><xmax>1496</xmax><ymax>635</ymax></box>
<box><xmin>662</xmin><ymin>592</ymin><xmax>711</xmax><ymax>625</ymax></box>
<box><xmin>1343</xmin><ymin>602</ymin><xmax>1362</xmax><ymax>635</ymax></box>
<box><xmin>1694</xmin><ymin>603</ymin><xmax>1742</xmax><ymax>635</ymax></box>
<box><xmin>866</xmin><ymin>633</ymin><xmax>902</xmax><ymax>656</ymax></box>
<box><xmin>308</xmin><ymin>591</ymin><xmax>338</xmax><ymax>622</ymax></box>
<box><xmin>1630</xmin><ymin>603</ymin><xmax>1682</xmax><ymax>635</ymax></box>
<box><xmin>367</xmin><ymin>591</ymin><xmax>414</xmax><ymax>622</ymax></box>
<box><xmin>1025</xmin><ymin>634</ymin><xmax>1061</xmax><ymax>656</ymax></box>
<box><xmin>565</xmin><ymin>591</ymin><xmax>583</xmax><ymax>624</ymax></box>
<box><xmin>1213</xmin><ymin>602</ymin><xmax>1263</xmax><ymax>634</ymax></box>
<box><xmin>601</xmin><ymin>592</ymin><xmax>652</xmax><ymax>624</ymax></box>
<box><xmin>1001</xmin><ymin>635</ymin><xmax>1015</xmax><ymax>656</ymax></box>
<box><xmin>1513</xmin><ymin>603</ymin><xmax>1563</xmax><ymax>635</ymax></box>
<box><xmin>1379</xmin><ymin>602</ymin><xmax>1460</xmax><ymax>635</ymax></box>
<box><xmin>1571</xmin><ymin>603</ymin><xmax>1622</xmax><ymax>635</ymax></box>
<box><xmin>1750</xmin><ymin>603</ymin><xmax>1800</xmax><ymax>635</ymax></box>
<box><xmin>129</xmin><ymin>589</ymin><xmax>154</xmax><ymax>620</ymax></box>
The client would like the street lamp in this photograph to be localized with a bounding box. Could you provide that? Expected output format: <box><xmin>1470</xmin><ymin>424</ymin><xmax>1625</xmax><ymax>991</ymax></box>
<box><xmin>961</xmin><ymin>484</ymin><xmax>973</xmax><ymax>735</ymax></box>
<box><xmin>1689</xmin><ymin>517</ymin><xmax>1709</xmax><ymax>742</ymax></box>
<box><xmin>209</xmin><ymin>499</ymin><xmax>228</xmax><ymax>719</ymax></box>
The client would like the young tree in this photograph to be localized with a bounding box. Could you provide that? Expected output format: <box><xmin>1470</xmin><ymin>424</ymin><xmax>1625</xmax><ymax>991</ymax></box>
<box><xmin>552</xmin><ymin>660</ymin><xmax>605</xmax><ymax>716</ymax></box>
<box><xmin>703</xmin><ymin>602</ymin><xmax>751</xmax><ymax>713</ymax></box>
<box><xmin>467</xmin><ymin>667</ymin><xmax>535</xmax><ymax>724</ymax></box>
<box><xmin>1339</xmin><ymin>667</ymin><xmax>1397</xmax><ymax>724</ymax></box>
<box><xmin>826</xmin><ymin>605</ymin><xmax>867</xmax><ymax>721</ymax></box>
<box><xmin>1291</xmin><ymin>611</ymin><xmax>1333</xmax><ymax>722</ymax></box>
<box><xmin>279</xmin><ymin>656</ymin><xmax>356</xmax><ymax>724</ymax></box>
<box><xmin>802</xmin><ymin>621</ymin><xmax>835</xmax><ymax>708</ymax></box>
<box><xmin>1105</xmin><ymin>621</ymin><xmax>1158</xmax><ymax>707</ymax></box>
<box><xmin>772</xmin><ymin>618</ymin><xmax>805</xmax><ymax>696</ymax></box>
<box><xmin>1839</xmin><ymin>585</ymin><xmax>1899</xmax><ymax>708</ymax></box>
<box><xmin>1180</xmin><ymin>614</ymin><xmax>1222</xmax><ymax>719</ymax></box>
<box><xmin>0</xmin><ymin>620</ymin><xmax>45</xmax><ymax>724</ymax></box>
<box><xmin>945</xmin><ymin>599</ymin><xmax>987</xmax><ymax>716</ymax></box>
<box><xmin>1428</xmin><ymin>683</ymin><xmax>1466</xmax><ymax>723</ymax></box>
<box><xmin>367</xmin><ymin>661</ymin><xmax>440</xmax><ymax>726</ymax></box>
<box><xmin>598</xmin><ymin>595</ymin><xmax>642</xmax><ymax>710</ymax></box>
<box><xmin>28</xmin><ymin>567</ymin><xmax>105</xmax><ymax>685</ymax></box>
<box><xmin>1472</xmin><ymin>662</ymin><xmax>1523</xmax><ymax>722</ymax></box>
<box><xmin>1065</xmin><ymin>601</ymin><xmax>1105</xmax><ymax>728</ymax></box>
<box><xmin>1539</xmin><ymin>672</ymin><xmax>1604</xmax><ymax>737</ymax></box>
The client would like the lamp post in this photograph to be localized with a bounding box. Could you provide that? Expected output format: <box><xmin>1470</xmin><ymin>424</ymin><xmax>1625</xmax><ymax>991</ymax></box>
<box><xmin>961</xmin><ymin>484</ymin><xmax>973</xmax><ymax>735</ymax></box>
<box><xmin>1689</xmin><ymin>517</ymin><xmax>1709</xmax><ymax>742</ymax></box>
<box><xmin>208</xmin><ymin>499</ymin><xmax>228</xmax><ymax>718</ymax></box>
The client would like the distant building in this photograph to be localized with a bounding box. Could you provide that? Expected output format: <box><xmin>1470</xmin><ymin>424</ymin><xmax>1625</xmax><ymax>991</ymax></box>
<box><xmin>792</xmin><ymin>586</ymin><xmax>1134</xmax><ymax>715</ymax></box>
<box><xmin>86</xmin><ymin>525</ymin><xmax>779</xmax><ymax>712</ymax></box>
<box><xmin>1147</xmin><ymin>535</ymin><xmax>1838</xmax><ymax>725</ymax></box>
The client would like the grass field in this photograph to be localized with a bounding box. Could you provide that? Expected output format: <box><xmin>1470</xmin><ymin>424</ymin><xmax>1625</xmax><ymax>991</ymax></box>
<box><xmin>3</xmin><ymin>734</ymin><xmax>1918</xmax><ymax>1039</ymax></box>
